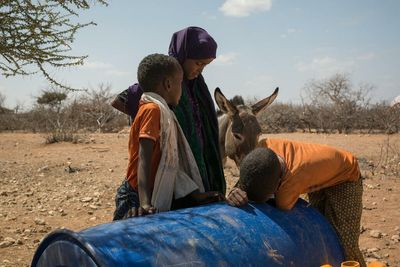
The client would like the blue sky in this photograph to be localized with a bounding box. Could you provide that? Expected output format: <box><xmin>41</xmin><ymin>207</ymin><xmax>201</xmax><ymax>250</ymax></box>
<box><xmin>1</xmin><ymin>0</ymin><xmax>399</xmax><ymax>108</ymax></box>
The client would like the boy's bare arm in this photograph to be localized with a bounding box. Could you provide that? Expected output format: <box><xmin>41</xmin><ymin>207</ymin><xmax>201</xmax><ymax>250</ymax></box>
<box><xmin>137</xmin><ymin>138</ymin><xmax>156</xmax><ymax>215</ymax></box>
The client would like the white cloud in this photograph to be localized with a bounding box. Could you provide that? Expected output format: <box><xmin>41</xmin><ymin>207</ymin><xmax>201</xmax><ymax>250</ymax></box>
<box><xmin>220</xmin><ymin>0</ymin><xmax>273</xmax><ymax>17</ymax></box>
<box><xmin>214</xmin><ymin>53</ymin><xmax>238</xmax><ymax>65</ymax></box>
<box><xmin>295</xmin><ymin>56</ymin><xmax>356</xmax><ymax>77</ymax></box>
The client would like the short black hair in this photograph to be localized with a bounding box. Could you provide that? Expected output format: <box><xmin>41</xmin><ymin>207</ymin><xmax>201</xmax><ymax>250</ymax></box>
<box><xmin>137</xmin><ymin>53</ymin><xmax>181</xmax><ymax>92</ymax></box>
<box><xmin>237</xmin><ymin>147</ymin><xmax>281</xmax><ymax>202</ymax></box>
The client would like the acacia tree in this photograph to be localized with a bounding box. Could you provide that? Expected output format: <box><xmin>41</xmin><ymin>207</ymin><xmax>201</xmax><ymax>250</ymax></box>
<box><xmin>82</xmin><ymin>83</ymin><xmax>116</xmax><ymax>132</ymax></box>
<box><xmin>301</xmin><ymin>73</ymin><xmax>371</xmax><ymax>133</ymax></box>
<box><xmin>0</xmin><ymin>0</ymin><xmax>107</xmax><ymax>90</ymax></box>
<box><xmin>36</xmin><ymin>88</ymin><xmax>68</xmax><ymax>130</ymax></box>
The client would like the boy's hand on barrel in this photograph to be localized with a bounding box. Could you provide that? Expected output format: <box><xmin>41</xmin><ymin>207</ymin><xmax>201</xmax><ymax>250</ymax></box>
<box><xmin>138</xmin><ymin>204</ymin><xmax>156</xmax><ymax>216</ymax></box>
<box><xmin>126</xmin><ymin>207</ymin><xmax>138</xmax><ymax>218</ymax></box>
<box><xmin>126</xmin><ymin>205</ymin><xmax>156</xmax><ymax>217</ymax></box>
<box><xmin>226</xmin><ymin>187</ymin><xmax>248</xmax><ymax>206</ymax></box>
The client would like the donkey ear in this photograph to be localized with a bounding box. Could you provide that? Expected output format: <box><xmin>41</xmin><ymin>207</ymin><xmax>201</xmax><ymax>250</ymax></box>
<box><xmin>214</xmin><ymin>87</ymin><xmax>238</xmax><ymax>116</ymax></box>
<box><xmin>251</xmin><ymin>87</ymin><xmax>279</xmax><ymax>115</ymax></box>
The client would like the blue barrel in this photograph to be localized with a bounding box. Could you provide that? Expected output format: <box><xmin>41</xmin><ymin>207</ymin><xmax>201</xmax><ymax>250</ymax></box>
<box><xmin>31</xmin><ymin>200</ymin><xmax>344</xmax><ymax>267</ymax></box>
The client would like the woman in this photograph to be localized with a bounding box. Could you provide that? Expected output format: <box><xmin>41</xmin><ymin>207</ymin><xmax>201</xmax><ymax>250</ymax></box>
<box><xmin>113</xmin><ymin>27</ymin><xmax>225</xmax><ymax>219</ymax></box>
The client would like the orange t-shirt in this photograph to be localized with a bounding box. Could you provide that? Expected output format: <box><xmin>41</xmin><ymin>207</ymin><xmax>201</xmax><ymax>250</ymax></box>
<box><xmin>259</xmin><ymin>138</ymin><xmax>360</xmax><ymax>210</ymax></box>
<box><xmin>126</xmin><ymin>101</ymin><xmax>161</xmax><ymax>191</ymax></box>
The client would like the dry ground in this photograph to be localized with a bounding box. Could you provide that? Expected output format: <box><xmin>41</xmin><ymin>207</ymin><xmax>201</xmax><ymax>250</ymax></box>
<box><xmin>0</xmin><ymin>132</ymin><xmax>399</xmax><ymax>267</ymax></box>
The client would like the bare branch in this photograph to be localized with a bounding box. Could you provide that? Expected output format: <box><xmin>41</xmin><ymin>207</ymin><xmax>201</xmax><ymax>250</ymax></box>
<box><xmin>0</xmin><ymin>0</ymin><xmax>107</xmax><ymax>90</ymax></box>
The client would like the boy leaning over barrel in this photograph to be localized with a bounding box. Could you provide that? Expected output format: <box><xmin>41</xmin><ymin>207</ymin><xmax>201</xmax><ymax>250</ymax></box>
<box><xmin>227</xmin><ymin>138</ymin><xmax>366</xmax><ymax>267</ymax></box>
<box><xmin>113</xmin><ymin>54</ymin><xmax>222</xmax><ymax>220</ymax></box>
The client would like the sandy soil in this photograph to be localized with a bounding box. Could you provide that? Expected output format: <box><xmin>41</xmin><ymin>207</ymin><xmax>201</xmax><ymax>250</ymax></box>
<box><xmin>0</xmin><ymin>132</ymin><xmax>399</xmax><ymax>266</ymax></box>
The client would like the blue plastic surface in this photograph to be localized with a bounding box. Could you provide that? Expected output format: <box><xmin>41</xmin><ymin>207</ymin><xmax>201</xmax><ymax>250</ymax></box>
<box><xmin>31</xmin><ymin>200</ymin><xmax>344</xmax><ymax>267</ymax></box>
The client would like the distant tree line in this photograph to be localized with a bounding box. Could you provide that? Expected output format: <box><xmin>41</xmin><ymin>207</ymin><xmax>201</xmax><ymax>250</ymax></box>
<box><xmin>0</xmin><ymin>73</ymin><xmax>399</xmax><ymax>143</ymax></box>
<box><xmin>258</xmin><ymin>73</ymin><xmax>399</xmax><ymax>134</ymax></box>
<box><xmin>0</xmin><ymin>84</ymin><xmax>127</xmax><ymax>142</ymax></box>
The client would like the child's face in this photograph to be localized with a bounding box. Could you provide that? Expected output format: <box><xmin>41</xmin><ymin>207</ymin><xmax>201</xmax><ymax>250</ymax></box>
<box><xmin>166</xmin><ymin>68</ymin><xmax>183</xmax><ymax>106</ymax></box>
<box><xmin>182</xmin><ymin>58</ymin><xmax>214</xmax><ymax>80</ymax></box>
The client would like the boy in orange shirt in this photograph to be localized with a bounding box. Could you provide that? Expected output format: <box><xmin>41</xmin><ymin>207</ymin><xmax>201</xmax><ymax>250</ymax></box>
<box><xmin>227</xmin><ymin>138</ymin><xmax>365</xmax><ymax>267</ymax></box>
<box><xmin>113</xmin><ymin>54</ymin><xmax>222</xmax><ymax>220</ymax></box>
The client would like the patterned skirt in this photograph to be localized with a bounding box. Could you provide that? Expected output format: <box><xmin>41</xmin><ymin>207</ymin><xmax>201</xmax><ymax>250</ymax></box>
<box><xmin>308</xmin><ymin>178</ymin><xmax>366</xmax><ymax>267</ymax></box>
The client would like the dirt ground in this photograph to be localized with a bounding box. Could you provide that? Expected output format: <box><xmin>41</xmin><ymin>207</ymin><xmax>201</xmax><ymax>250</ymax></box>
<box><xmin>0</xmin><ymin>132</ymin><xmax>399</xmax><ymax>267</ymax></box>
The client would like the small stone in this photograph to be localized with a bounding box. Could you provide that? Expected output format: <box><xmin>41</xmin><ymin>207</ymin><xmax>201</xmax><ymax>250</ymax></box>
<box><xmin>369</xmin><ymin>230</ymin><xmax>382</xmax><ymax>238</ymax></box>
<box><xmin>89</xmin><ymin>216</ymin><xmax>97</xmax><ymax>221</ymax></box>
<box><xmin>390</xmin><ymin>234</ymin><xmax>400</xmax><ymax>242</ymax></box>
<box><xmin>37</xmin><ymin>166</ymin><xmax>49</xmax><ymax>172</ymax></box>
<box><xmin>34</xmin><ymin>218</ymin><xmax>46</xmax><ymax>225</ymax></box>
<box><xmin>372</xmin><ymin>202</ymin><xmax>377</xmax><ymax>206</ymax></box>
<box><xmin>0</xmin><ymin>237</ymin><xmax>16</xmax><ymax>248</ymax></box>
<box><xmin>370</xmin><ymin>252</ymin><xmax>381</xmax><ymax>259</ymax></box>
<box><xmin>366</xmin><ymin>184</ymin><xmax>375</xmax><ymax>189</ymax></box>
<box><xmin>81</xmin><ymin>197</ymin><xmax>92</xmax><ymax>203</ymax></box>
<box><xmin>6</xmin><ymin>216</ymin><xmax>17</xmax><ymax>221</ymax></box>
<box><xmin>367</xmin><ymin>247</ymin><xmax>380</xmax><ymax>253</ymax></box>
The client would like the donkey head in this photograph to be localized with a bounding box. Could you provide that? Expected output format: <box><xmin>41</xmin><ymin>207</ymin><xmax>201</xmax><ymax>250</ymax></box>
<box><xmin>215</xmin><ymin>87</ymin><xmax>279</xmax><ymax>167</ymax></box>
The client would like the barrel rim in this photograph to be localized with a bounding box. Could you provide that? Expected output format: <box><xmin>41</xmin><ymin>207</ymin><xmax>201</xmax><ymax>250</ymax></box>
<box><xmin>31</xmin><ymin>228</ymin><xmax>103</xmax><ymax>267</ymax></box>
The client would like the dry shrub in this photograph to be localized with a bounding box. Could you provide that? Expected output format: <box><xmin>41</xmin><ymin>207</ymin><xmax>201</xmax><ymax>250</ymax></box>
<box><xmin>258</xmin><ymin>103</ymin><xmax>303</xmax><ymax>133</ymax></box>
<box><xmin>44</xmin><ymin>131</ymin><xmax>81</xmax><ymax>144</ymax></box>
<box><xmin>370</xmin><ymin>135</ymin><xmax>400</xmax><ymax>177</ymax></box>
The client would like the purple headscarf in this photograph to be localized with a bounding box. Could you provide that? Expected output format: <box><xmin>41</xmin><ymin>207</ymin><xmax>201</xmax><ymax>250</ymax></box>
<box><xmin>121</xmin><ymin>27</ymin><xmax>217</xmax><ymax>119</ymax></box>
<box><xmin>168</xmin><ymin>26</ymin><xmax>218</xmax><ymax>64</ymax></box>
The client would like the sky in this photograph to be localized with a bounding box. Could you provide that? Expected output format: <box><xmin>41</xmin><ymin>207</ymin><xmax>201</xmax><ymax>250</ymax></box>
<box><xmin>1</xmin><ymin>0</ymin><xmax>400</xmax><ymax>109</ymax></box>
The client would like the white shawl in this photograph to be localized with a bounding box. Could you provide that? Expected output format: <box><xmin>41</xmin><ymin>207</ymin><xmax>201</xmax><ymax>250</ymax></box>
<box><xmin>141</xmin><ymin>92</ymin><xmax>205</xmax><ymax>212</ymax></box>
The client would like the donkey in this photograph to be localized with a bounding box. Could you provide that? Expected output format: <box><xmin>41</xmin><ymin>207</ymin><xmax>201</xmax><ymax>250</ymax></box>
<box><xmin>214</xmin><ymin>87</ymin><xmax>279</xmax><ymax>167</ymax></box>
